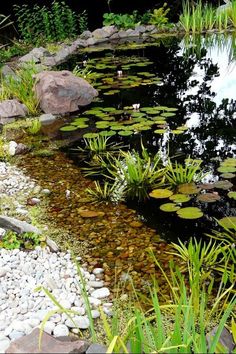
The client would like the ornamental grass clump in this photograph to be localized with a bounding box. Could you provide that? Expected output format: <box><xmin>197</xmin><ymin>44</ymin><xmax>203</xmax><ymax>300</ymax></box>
<box><xmin>0</xmin><ymin>62</ymin><xmax>40</xmax><ymax>115</ymax></box>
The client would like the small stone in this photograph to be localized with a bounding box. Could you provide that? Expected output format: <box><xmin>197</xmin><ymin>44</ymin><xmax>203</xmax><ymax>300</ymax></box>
<box><xmin>88</xmin><ymin>281</ymin><xmax>104</xmax><ymax>288</ymax></box>
<box><xmin>53</xmin><ymin>324</ymin><xmax>69</xmax><ymax>337</ymax></box>
<box><xmin>88</xmin><ymin>297</ymin><xmax>101</xmax><ymax>307</ymax></box>
<box><xmin>46</xmin><ymin>238</ymin><xmax>59</xmax><ymax>252</ymax></box>
<box><xmin>91</xmin><ymin>287</ymin><xmax>110</xmax><ymax>299</ymax></box>
<box><xmin>9</xmin><ymin>330</ymin><xmax>24</xmax><ymax>340</ymax></box>
<box><xmin>43</xmin><ymin>321</ymin><xmax>55</xmax><ymax>335</ymax></box>
<box><xmin>86</xmin><ymin>343</ymin><xmax>108</xmax><ymax>354</ymax></box>
<box><xmin>41</xmin><ymin>188</ymin><xmax>51</xmax><ymax>195</ymax></box>
<box><xmin>92</xmin><ymin>268</ymin><xmax>104</xmax><ymax>275</ymax></box>
<box><xmin>91</xmin><ymin>310</ymin><xmax>100</xmax><ymax>319</ymax></box>
<box><xmin>0</xmin><ymin>338</ymin><xmax>10</xmax><ymax>353</ymax></box>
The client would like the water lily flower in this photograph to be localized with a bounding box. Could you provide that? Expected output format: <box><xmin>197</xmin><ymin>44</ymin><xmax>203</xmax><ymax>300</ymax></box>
<box><xmin>132</xmin><ymin>103</ymin><xmax>140</xmax><ymax>110</ymax></box>
<box><xmin>117</xmin><ymin>70</ymin><xmax>123</xmax><ymax>76</ymax></box>
<box><xmin>83</xmin><ymin>60</ymin><xmax>87</xmax><ymax>66</ymax></box>
<box><xmin>65</xmin><ymin>189</ymin><xmax>71</xmax><ymax>199</ymax></box>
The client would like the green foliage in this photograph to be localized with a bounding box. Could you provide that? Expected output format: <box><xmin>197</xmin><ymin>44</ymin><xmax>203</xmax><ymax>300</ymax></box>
<box><xmin>28</xmin><ymin>119</ymin><xmax>42</xmax><ymax>135</ymax></box>
<box><xmin>0</xmin><ymin>230</ymin><xmax>44</xmax><ymax>250</ymax></box>
<box><xmin>0</xmin><ymin>43</ymin><xmax>29</xmax><ymax>66</ymax></box>
<box><xmin>86</xmin><ymin>180</ymin><xmax>124</xmax><ymax>203</ymax></box>
<box><xmin>78</xmin><ymin>10</ymin><xmax>88</xmax><ymax>34</ymax></box>
<box><xmin>38</xmin><ymin>251</ymin><xmax>236</xmax><ymax>353</ymax></box>
<box><xmin>103</xmin><ymin>12</ymin><xmax>139</xmax><ymax>29</ymax></box>
<box><xmin>165</xmin><ymin>159</ymin><xmax>206</xmax><ymax>187</ymax></box>
<box><xmin>72</xmin><ymin>65</ymin><xmax>101</xmax><ymax>84</ymax></box>
<box><xmin>107</xmin><ymin>146</ymin><xmax>165</xmax><ymax>201</ymax></box>
<box><xmin>149</xmin><ymin>3</ymin><xmax>170</xmax><ymax>28</ymax></box>
<box><xmin>0</xmin><ymin>14</ymin><xmax>13</xmax><ymax>32</ymax></box>
<box><xmin>0</xmin><ymin>62</ymin><xmax>40</xmax><ymax>115</ymax></box>
<box><xmin>14</xmin><ymin>1</ymin><xmax>78</xmax><ymax>45</ymax></box>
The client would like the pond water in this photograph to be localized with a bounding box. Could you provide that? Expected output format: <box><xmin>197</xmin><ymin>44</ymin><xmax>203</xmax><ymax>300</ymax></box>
<box><xmin>56</xmin><ymin>33</ymin><xmax>236</xmax><ymax>241</ymax></box>
<box><xmin>18</xmin><ymin>33</ymin><xmax>236</xmax><ymax>293</ymax></box>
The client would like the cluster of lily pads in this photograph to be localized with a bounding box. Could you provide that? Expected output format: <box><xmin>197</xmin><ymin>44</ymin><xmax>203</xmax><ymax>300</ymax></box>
<box><xmin>149</xmin><ymin>157</ymin><xmax>236</xmax><ymax>221</ymax></box>
<box><xmin>60</xmin><ymin>104</ymin><xmax>188</xmax><ymax>137</ymax></box>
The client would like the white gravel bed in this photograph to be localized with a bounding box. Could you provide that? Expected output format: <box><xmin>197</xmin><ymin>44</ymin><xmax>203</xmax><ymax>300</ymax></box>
<box><xmin>0</xmin><ymin>247</ymin><xmax>111</xmax><ymax>353</ymax></box>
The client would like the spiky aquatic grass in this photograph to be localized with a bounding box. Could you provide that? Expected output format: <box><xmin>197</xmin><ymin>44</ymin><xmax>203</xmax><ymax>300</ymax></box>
<box><xmin>165</xmin><ymin>159</ymin><xmax>206</xmax><ymax>187</ymax></box>
<box><xmin>107</xmin><ymin>148</ymin><xmax>165</xmax><ymax>201</ymax></box>
<box><xmin>0</xmin><ymin>62</ymin><xmax>40</xmax><ymax>115</ymax></box>
<box><xmin>86</xmin><ymin>180</ymin><xmax>124</xmax><ymax>203</ymax></box>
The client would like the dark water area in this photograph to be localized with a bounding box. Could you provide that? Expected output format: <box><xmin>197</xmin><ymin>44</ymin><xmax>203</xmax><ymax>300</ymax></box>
<box><xmin>55</xmin><ymin>33</ymin><xmax>236</xmax><ymax>242</ymax></box>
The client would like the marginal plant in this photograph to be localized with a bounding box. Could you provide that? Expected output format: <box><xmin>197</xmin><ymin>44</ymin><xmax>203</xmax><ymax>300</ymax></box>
<box><xmin>0</xmin><ymin>62</ymin><xmax>40</xmax><ymax>115</ymax></box>
<box><xmin>165</xmin><ymin>158</ymin><xmax>206</xmax><ymax>187</ymax></box>
<box><xmin>148</xmin><ymin>3</ymin><xmax>170</xmax><ymax>28</ymax></box>
<box><xmin>74</xmin><ymin>135</ymin><xmax>124</xmax><ymax>161</ymax></box>
<box><xmin>28</xmin><ymin>119</ymin><xmax>42</xmax><ymax>135</ymax></box>
<box><xmin>86</xmin><ymin>180</ymin><xmax>124</xmax><ymax>203</ymax></box>
<box><xmin>107</xmin><ymin>146</ymin><xmax>165</xmax><ymax>201</ymax></box>
<box><xmin>0</xmin><ymin>230</ymin><xmax>45</xmax><ymax>250</ymax></box>
<box><xmin>0</xmin><ymin>14</ymin><xmax>13</xmax><ymax>32</ymax></box>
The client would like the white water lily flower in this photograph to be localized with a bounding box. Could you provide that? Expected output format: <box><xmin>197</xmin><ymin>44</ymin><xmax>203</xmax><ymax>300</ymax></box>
<box><xmin>132</xmin><ymin>103</ymin><xmax>140</xmax><ymax>110</ymax></box>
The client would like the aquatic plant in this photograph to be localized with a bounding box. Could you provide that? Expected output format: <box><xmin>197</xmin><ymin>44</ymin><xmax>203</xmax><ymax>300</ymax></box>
<box><xmin>165</xmin><ymin>159</ymin><xmax>206</xmax><ymax>188</ymax></box>
<box><xmin>86</xmin><ymin>180</ymin><xmax>124</xmax><ymax>203</ymax></box>
<box><xmin>0</xmin><ymin>62</ymin><xmax>40</xmax><ymax>115</ymax></box>
<box><xmin>0</xmin><ymin>14</ymin><xmax>13</xmax><ymax>32</ymax></box>
<box><xmin>108</xmin><ymin>147</ymin><xmax>165</xmax><ymax>201</ymax></box>
<box><xmin>148</xmin><ymin>3</ymin><xmax>170</xmax><ymax>28</ymax></box>
<box><xmin>74</xmin><ymin>135</ymin><xmax>125</xmax><ymax>161</ymax></box>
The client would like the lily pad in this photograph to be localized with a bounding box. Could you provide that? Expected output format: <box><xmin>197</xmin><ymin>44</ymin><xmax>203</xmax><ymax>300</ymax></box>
<box><xmin>83</xmin><ymin>133</ymin><xmax>99</xmax><ymax>138</ymax></box>
<box><xmin>220</xmin><ymin>173</ymin><xmax>235</xmax><ymax>179</ymax></box>
<box><xmin>178</xmin><ymin>183</ymin><xmax>200</xmax><ymax>194</ymax></box>
<box><xmin>161</xmin><ymin>112</ymin><xmax>176</xmax><ymax>117</ymax></box>
<box><xmin>171</xmin><ymin>130</ymin><xmax>184</xmax><ymax>135</ymax></box>
<box><xmin>149</xmin><ymin>189</ymin><xmax>173</xmax><ymax>199</ymax></box>
<box><xmin>213</xmin><ymin>180</ymin><xmax>233</xmax><ymax>190</ymax></box>
<box><xmin>198</xmin><ymin>183</ymin><xmax>214</xmax><ymax>190</ymax></box>
<box><xmin>227</xmin><ymin>191</ymin><xmax>236</xmax><ymax>200</ymax></box>
<box><xmin>197</xmin><ymin>193</ymin><xmax>220</xmax><ymax>203</ymax></box>
<box><xmin>218</xmin><ymin>216</ymin><xmax>236</xmax><ymax>229</ymax></box>
<box><xmin>118</xmin><ymin>130</ymin><xmax>133</xmax><ymax>136</ymax></box>
<box><xmin>177</xmin><ymin>207</ymin><xmax>203</xmax><ymax>220</ymax></box>
<box><xmin>160</xmin><ymin>203</ymin><xmax>180</xmax><ymax>212</ymax></box>
<box><xmin>169</xmin><ymin>194</ymin><xmax>191</xmax><ymax>203</ymax></box>
<box><xmin>154</xmin><ymin>129</ymin><xmax>167</xmax><ymax>134</ymax></box>
<box><xmin>60</xmin><ymin>125</ymin><xmax>78</xmax><ymax>132</ymax></box>
<box><xmin>217</xmin><ymin>166</ymin><xmax>236</xmax><ymax>173</ymax></box>
<box><xmin>99</xmin><ymin>130</ymin><xmax>116</xmax><ymax>137</ymax></box>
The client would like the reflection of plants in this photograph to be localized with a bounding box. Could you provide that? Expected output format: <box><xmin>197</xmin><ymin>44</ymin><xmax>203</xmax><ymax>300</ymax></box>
<box><xmin>165</xmin><ymin>159</ymin><xmax>205</xmax><ymax>187</ymax></box>
<box><xmin>0</xmin><ymin>62</ymin><xmax>40</xmax><ymax>115</ymax></box>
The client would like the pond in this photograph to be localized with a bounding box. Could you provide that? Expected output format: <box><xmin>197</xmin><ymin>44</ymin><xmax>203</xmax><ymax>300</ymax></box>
<box><xmin>56</xmin><ymin>33</ymin><xmax>236</xmax><ymax>240</ymax></box>
<box><xmin>18</xmin><ymin>33</ymin><xmax>236</xmax><ymax>292</ymax></box>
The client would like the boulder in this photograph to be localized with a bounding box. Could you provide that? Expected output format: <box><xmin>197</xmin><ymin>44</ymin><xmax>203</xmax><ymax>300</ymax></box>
<box><xmin>39</xmin><ymin>113</ymin><xmax>57</xmax><ymax>125</ymax></box>
<box><xmin>34</xmin><ymin>70</ymin><xmax>98</xmax><ymax>114</ymax></box>
<box><xmin>92</xmin><ymin>26</ymin><xmax>117</xmax><ymax>39</ymax></box>
<box><xmin>0</xmin><ymin>65</ymin><xmax>18</xmax><ymax>80</ymax></box>
<box><xmin>0</xmin><ymin>99</ymin><xmax>28</xmax><ymax>121</ymax></box>
<box><xmin>80</xmin><ymin>30</ymin><xmax>92</xmax><ymax>40</ymax></box>
<box><xmin>0</xmin><ymin>215</ymin><xmax>41</xmax><ymax>235</ymax></box>
<box><xmin>19</xmin><ymin>47</ymin><xmax>49</xmax><ymax>63</ymax></box>
<box><xmin>6</xmin><ymin>328</ymin><xmax>89</xmax><ymax>353</ymax></box>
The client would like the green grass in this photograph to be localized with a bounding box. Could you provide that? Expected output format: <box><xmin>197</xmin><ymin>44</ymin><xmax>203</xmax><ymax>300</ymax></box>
<box><xmin>165</xmin><ymin>159</ymin><xmax>206</xmax><ymax>187</ymax></box>
<box><xmin>0</xmin><ymin>62</ymin><xmax>40</xmax><ymax>115</ymax></box>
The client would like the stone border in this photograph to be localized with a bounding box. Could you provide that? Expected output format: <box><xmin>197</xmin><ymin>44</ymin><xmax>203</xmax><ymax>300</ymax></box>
<box><xmin>18</xmin><ymin>24</ymin><xmax>181</xmax><ymax>68</ymax></box>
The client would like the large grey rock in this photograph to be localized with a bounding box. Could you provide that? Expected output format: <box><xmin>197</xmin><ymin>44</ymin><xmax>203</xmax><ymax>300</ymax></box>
<box><xmin>0</xmin><ymin>215</ymin><xmax>41</xmax><ymax>235</ymax></box>
<box><xmin>19</xmin><ymin>47</ymin><xmax>49</xmax><ymax>63</ymax></box>
<box><xmin>80</xmin><ymin>30</ymin><xmax>92</xmax><ymax>40</ymax></box>
<box><xmin>92</xmin><ymin>26</ymin><xmax>117</xmax><ymax>39</ymax></box>
<box><xmin>0</xmin><ymin>65</ymin><xmax>18</xmax><ymax>79</ymax></box>
<box><xmin>6</xmin><ymin>328</ymin><xmax>89</xmax><ymax>353</ymax></box>
<box><xmin>0</xmin><ymin>100</ymin><xmax>28</xmax><ymax>119</ymax></box>
<box><xmin>34</xmin><ymin>70</ymin><xmax>98</xmax><ymax>114</ymax></box>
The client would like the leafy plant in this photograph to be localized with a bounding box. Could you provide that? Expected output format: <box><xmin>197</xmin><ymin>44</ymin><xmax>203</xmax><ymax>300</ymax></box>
<box><xmin>28</xmin><ymin>119</ymin><xmax>42</xmax><ymax>135</ymax></box>
<box><xmin>0</xmin><ymin>230</ymin><xmax>44</xmax><ymax>250</ymax></box>
<box><xmin>14</xmin><ymin>1</ymin><xmax>78</xmax><ymax>45</ymax></box>
<box><xmin>107</xmin><ymin>146</ymin><xmax>165</xmax><ymax>201</ymax></box>
<box><xmin>0</xmin><ymin>62</ymin><xmax>40</xmax><ymax>115</ymax></box>
<box><xmin>149</xmin><ymin>3</ymin><xmax>170</xmax><ymax>28</ymax></box>
<box><xmin>78</xmin><ymin>10</ymin><xmax>88</xmax><ymax>34</ymax></box>
<box><xmin>86</xmin><ymin>180</ymin><xmax>124</xmax><ymax>203</ymax></box>
<box><xmin>103</xmin><ymin>12</ymin><xmax>140</xmax><ymax>29</ymax></box>
<box><xmin>165</xmin><ymin>158</ymin><xmax>206</xmax><ymax>187</ymax></box>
